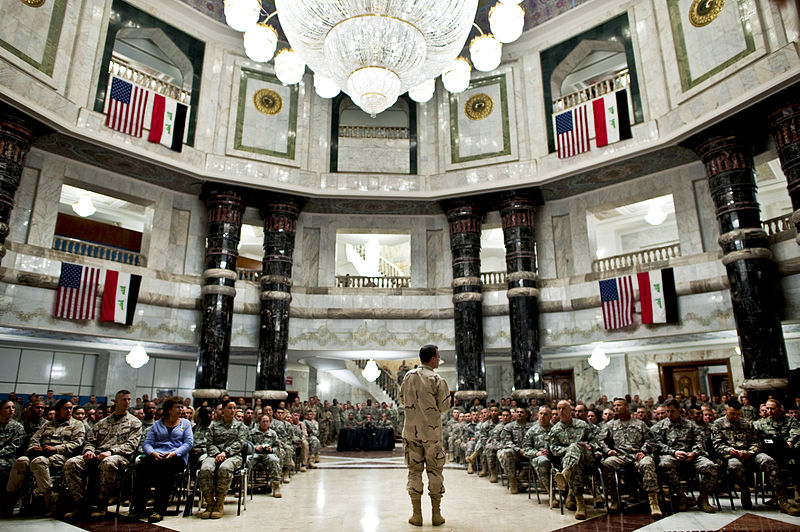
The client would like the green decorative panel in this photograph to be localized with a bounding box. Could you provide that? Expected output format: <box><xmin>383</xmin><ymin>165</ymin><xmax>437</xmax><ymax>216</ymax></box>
<box><xmin>0</xmin><ymin>0</ymin><xmax>67</xmax><ymax>76</ymax></box>
<box><xmin>448</xmin><ymin>74</ymin><xmax>510</xmax><ymax>164</ymax></box>
<box><xmin>668</xmin><ymin>0</ymin><xmax>755</xmax><ymax>91</ymax></box>
<box><xmin>233</xmin><ymin>68</ymin><xmax>298</xmax><ymax>160</ymax></box>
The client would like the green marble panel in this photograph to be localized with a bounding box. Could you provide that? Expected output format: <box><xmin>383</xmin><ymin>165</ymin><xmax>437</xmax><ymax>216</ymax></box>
<box><xmin>0</xmin><ymin>0</ymin><xmax>66</xmax><ymax>76</ymax></box>
<box><xmin>448</xmin><ymin>74</ymin><xmax>510</xmax><ymax>164</ymax></box>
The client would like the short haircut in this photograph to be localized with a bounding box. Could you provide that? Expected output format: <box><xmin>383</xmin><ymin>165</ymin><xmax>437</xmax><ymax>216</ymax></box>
<box><xmin>662</xmin><ymin>398</ymin><xmax>681</xmax><ymax>409</ymax></box>
<box><xmin>727</xmin><ymin>399</ymin><xmax>742</xmax><ymax>410</ymax></box>
<box><xmin>501</xmin><ymin>408</ymin><xmax>511</xmax><ymax>416</ymax></box>
<box><xmin>54</xmin><ymin>399</ymin><xmax>71</xmax><ymax>411</ymax></box>
<box><xmin>0</xmin><ymin>399</ymin><xmax>14</xmax><ymax>409</ymax></box>
<box><xmin>161</xmin><ymin>396</ymin><xmax>182</xmax><ymax>414</ymax></box>
<box><xmin>419</xmin><ymin>344</ymin><xmax>438</xmax><ymax>363</ymax></box>
<box><xmin>116</xmin><ymin>390</ymin><xmax>131</xmax><ymax>397</ymax></box>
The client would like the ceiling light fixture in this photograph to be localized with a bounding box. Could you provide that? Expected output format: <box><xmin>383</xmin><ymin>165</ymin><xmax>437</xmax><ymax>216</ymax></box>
<box><xmin>361</xmin><ymin>359</ymin><xmax>381</xmax><ymax>382</ymax></box>
<box><xmin>644</xmin><ymin>204</ymin><xmax>667</xmax><ymax>226</ymax></box>
<box><xmin>126</xmin><ymin>344</ymin><xmax>150</xmax><ymax>369</ymax></box>
<box><xmin>72</xmin><ymin>194</ymin><xmax>96</xmax><ymax>217</ymax></box>
<box><xmin>588</xmin><ymin>346</ymin><xmax>611</xmax><ymax>371</ymax></box>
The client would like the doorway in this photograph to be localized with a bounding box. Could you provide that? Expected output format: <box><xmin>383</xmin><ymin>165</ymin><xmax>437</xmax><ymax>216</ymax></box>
<box><xmin>658</xmin><ymin>359</ymin><xmax>732</xmax><ymax>398</ymax></box>
<box><xmin>542</xmin><ymin>369</ymin><xmax>575</xmax><ymax>402</ymax></box>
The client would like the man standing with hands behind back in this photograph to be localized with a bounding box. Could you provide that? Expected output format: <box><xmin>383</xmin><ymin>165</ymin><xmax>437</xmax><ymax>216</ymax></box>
<box><xmin>400</xmin><ymin>344</ymin><xmax>450</xmax><ymax>527</ymax></box>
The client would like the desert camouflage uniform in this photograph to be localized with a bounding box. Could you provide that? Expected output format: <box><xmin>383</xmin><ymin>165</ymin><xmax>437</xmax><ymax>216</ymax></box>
<box><xmin>548</xmin><ymin>418</ymin><xmax>597</xmax><ymax>497</ymax></box>
<box><xmin>522</xmin><ymin>422</ymin><xmax>551</xmax><ymax>484</ymax></box>
<box><xmin>497</xmin><ymin>421</ymin><xmax>533</xmax><ymax>477</ymax></box>
<box><xmin>651</xmin><ymin>416</ymin><xmax>717</xmax><ymax>493</ymax></box>
<box><xmin>198</xmin><ymin>419</ymin><xmax>247</xmax><ymax>495</ymax></box>
<box><xmin>63</xmin><ymin>412</ymin><xmax>142</xmax><ymax>504</ymax></box>
<box><xmin>712</xmin><ymin>416</ymin><xmax>782</xmax><ymax>493</ymax></box>
<box><xmin>8</xmin><ymin>417</ymin><xmax>85</xmax><ymax>497</ymax></box>
<box><xmin>400</xmin><ymin>363</ymin><xmax>450</xmax><ymax>496</ymax></box>
<box><xmin>248</xmin><ymin>427</ymin><xmax>281</xmax><ymax>482</ymax></box>
<box><xmin>0</xmin><ymin>419</ymin><xmax>25</xmax><ymax>476</ymax></box>
<box><xmin>598</xmin><ymin>418</ymin><xmax>658</xmax><ymax>493</ymax></box>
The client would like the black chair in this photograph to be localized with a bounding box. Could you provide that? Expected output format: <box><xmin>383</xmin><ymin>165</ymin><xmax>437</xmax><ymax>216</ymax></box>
<box><xmin>124</xmin><ymin>454</ymin><xmax>190</xmax><ymax>517</ymax></box>
<box><xmin>187</xmin><ymin>442</ymin><xmax>251</xmax><ymax>517</ymax></box>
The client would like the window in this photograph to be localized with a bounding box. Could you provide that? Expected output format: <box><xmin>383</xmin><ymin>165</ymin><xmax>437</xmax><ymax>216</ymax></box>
<box><xmin>335</xmin><ymin>232</ymin><xmax>410</xmax><ymax>288</ymax></box>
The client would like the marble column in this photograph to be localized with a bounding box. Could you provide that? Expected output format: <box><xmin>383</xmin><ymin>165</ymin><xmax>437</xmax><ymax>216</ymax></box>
<box><xmin>768</xmin><ymin>100</ymin><xmax>800</xmax><ymax>244</ymax></box>
<box><xmin>499</xmin><ymin>192</ymin><xmax>545</xmax><ymax>403</ymax></box>
<box><xmin>0</xmin><ymin>106</ymin><xmax>36</xmax><ymax>267</ymax></box>
<box><xmin>441</xmin><ymin>199</ymin><xmax>486</xmax><ymax>402</ymax></box>
<box><xmin>255</xmin><ymin>193</ymin><xmax>304</xmax><ymax>403</ymax></box>
<box><xmin>694</xmin><ymin>134</ymin><xmax>789</xmax><ymax>402</ymax></box>
<box><xmin>194</xmin><ymin>186</ymin><xmax>246</xmax><ymax>405</ymax></box>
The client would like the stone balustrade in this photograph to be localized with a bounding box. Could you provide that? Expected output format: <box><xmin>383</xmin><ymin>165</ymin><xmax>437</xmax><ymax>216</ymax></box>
<box><xmin>52</xmin><ymin>235</ymin><xmax>145</xmax><ymax>266</ymax></box>
<box><xmin>592</xmin><ymin>243</ymin><xmax>681</xmax><ymax>273</ymax></box>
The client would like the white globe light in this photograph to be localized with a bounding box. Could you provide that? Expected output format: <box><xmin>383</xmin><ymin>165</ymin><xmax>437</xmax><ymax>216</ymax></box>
<box><xmin>72</xmin><ymin>194</ymin><xmax>96</xmax><ymax>217</ymax></box>
<box><xmin>361</xmin><ymin>359</ymin><xmax>381</xmax><ymax>382</ymax></box>
<box><xmin>274</xmin><ymin>49</ymin><xmax>306</xmax><ymax>85</ymax></box>
<box><xmin>314</xmin><ymin>73</ymin><xmax>340</xmax><ymax>99</ymax></box>
<box><xmin>489</xmin><ymin>3</ymin><xmax>525</xmax><ymax>43</ymax></box>
<box><xmin>469</xmin><ymin>34</ymin><xmax>502</xmax><ymax>72</ymax></box>
<box><xmin>442</xmin><ymin>57</ymin><xmax>471</xmax><ymax>93</ymax></box>
<box><xmin>587</xmin><ymin>346</ymin><xmax>610</xmax><ymax>371</ymax></box>
<box><xmin>244</xmin><ymin>24</ymin><xmax>278</xmax><ymax>63</ymax></box>
<box><xmin>347</xmin><ymin>67</ymin><xmax>401</xmax><ymax>117</ymax></box>
<box><xmin>224</xmin><ymin>0</ymin><xmax>260</xmax><ymax>33</ymax></box>
<box><xmin>126</xmin><ymin>344</ymin><xmax>149</xmax><ymax>369</ymax></box>
<box><xmin>408</xmin><ymin>79</ymin><xmax>435</xmax><ymax>103</ymax></box>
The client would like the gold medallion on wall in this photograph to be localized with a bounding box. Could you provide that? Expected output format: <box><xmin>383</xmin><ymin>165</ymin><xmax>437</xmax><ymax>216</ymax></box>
<box><xmin>19</xmin><ymin>0</ymin><xmax>46</xmax><ymax>6</ymax></box>
<box><xmin>688</xmin><ymin>0</ymin><xmax>725</xmax><ymax>27</ymax></box>
<box><xmin>464</xmin><ymin>93</ymin><xmax>494</xmax><ymax>121</ymax></box>
<box><xmin>253</xmin><ymin>88</ymin><xmax>283</xmax><ymax>116</ymax></box>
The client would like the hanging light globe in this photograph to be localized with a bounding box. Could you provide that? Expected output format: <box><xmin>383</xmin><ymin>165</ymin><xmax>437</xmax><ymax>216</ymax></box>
<box><xmin>244</xmin><ymin>24</ymin><xmax>278</xmax><ymax>63</ymax></box>
<box><xmin>498</xmin><ymin>0</ymin><xmax>524</xmax><ymax>4</ymax></box>
<box><xmin>72</xmin><ymin>194</ymin><xmax>96</xmax><ymax>217</ymax></box>
<box><xmin>588</xmin><ymin>346</ymin><xmax>610</xmax><ymax>371</ymax></box>
<box><xmin>361</xmin><ymin>359</ymin><xmax>381</xmax><ymax>382</ymax></box>
<box><xmin>469</xmin><ymin>34</ymin><xmax>502</xmax><ymax>72</ymax></box>
<box><xmin>489</xmin><ymin>3</ymin><xmax>525</xmax><ymax>43</ymax></box>
<box><xmin>274</xmin><ymin>49</ymin><xmax>306</xmax><ymax>85</ymax></box>
<box><xmin>408</xmin><ymin>79</ymin><xmax>436</xmax><ymax>103</ymax></box>
<box><xmin>224</xmin><ymin>0</ymin><xmax>261</xmax><ymax>32</ymax></box>
<box><xmin>442</xmin><ymin>57</ymin><xmax>472</xmax><ymax>93</ymax></box>
<box><xmin>126</xmin><ymin>344</ymin><xmax>150</xmax><ymax>369</ymax></box>
<box><xmin>314</xmin><ymin>73</ymin><xmax>340</xmax><ymax>99</ymax></box>
<box><xmin>347</xmin><ymin>67</ymin><xmax>401</xmax><ymax>117</ymax></box>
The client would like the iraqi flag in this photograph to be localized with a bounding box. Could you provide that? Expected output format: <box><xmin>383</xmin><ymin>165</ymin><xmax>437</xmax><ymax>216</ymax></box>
<box><xmin>592</xmin><ymin>89</ymin><xmax>632</xmax><ymax>147</ymax></box>
<box><xmin>148</xmin><ymin>94</ymin><xmax>187</xmax><ymax>152</ymax></box>
<box><xmin>637</xmin><ymin>268</ymin><xmax>678</xmax><ymax>324</ymax></box>
<box><xmin>100</xmin><ymin>270</ymin><xmax>142</xmax><ymax>325</ymax></box>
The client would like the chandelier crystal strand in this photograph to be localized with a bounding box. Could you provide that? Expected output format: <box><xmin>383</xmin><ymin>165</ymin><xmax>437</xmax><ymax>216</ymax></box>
<box><xmin>244</xmin><ymin>23</ymin><xmax>278</xmax><ymax>63</ymax></box>
<box><xmin>470</xmin><ymin>34</ymin><xmax>502</xmax><ymax>72</ymax></box>
<box><xmin>442</xmin><ymin>57</ymin><xmax>472</xmax><ymax>93</ymax></box>
<box><xmin>489</xmin><ymin>3</ymin><xmax>525</xmax><ymax>43</ymax></box>
<box><xmin>224</xmin><ymin>0</ymin><xmax>261</xmax><ymax>32</ymax></box>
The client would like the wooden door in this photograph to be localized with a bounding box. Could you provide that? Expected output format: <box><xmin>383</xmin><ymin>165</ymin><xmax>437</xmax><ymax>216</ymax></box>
<box><xmin>707</xmin><ymin>373</ymin><xmax>730</xmax><ymax>397</ymax></box>
<box><xmin>671</xmin><ymin>368</ymin><xmax>701</xmax><ymax>398</ymax></box>
<box><xmin>542</xmin><ymin>370</ymin><xmax>575</xmax><ymax>402</ymax></box>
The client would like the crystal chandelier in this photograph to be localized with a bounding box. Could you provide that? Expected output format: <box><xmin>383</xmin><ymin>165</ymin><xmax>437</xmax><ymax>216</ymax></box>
<box><xmin>224</xmin><ymin>0</ymin><xmax>526</xmax><ymax>116</ymax></box>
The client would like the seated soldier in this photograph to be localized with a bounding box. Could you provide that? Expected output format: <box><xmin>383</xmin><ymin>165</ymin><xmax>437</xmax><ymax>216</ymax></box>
<box><xmin>550</xmin><ymin>400</ymin><xmax>598</xmax><ymax>520</ymax></box>
<box><xmin>21</xmin><ymin>400</ymin><xmax>46</xmax><ymax>444</ymax></box>
<box><xmin>465</xmin><ymin>408</ymin><xmax>489</xmax><ymax>476</ymax></box>
<box><xmin>197</xmin><ymin>400</ymin><xmax>247</xmax><ymax>519</ymax></box>
<box><xmin>497</xmin><ymin>407</ymin><xmax>533</xmax><ymax>494</ymax></box>
<box><xmin>131</xmin><ymin>397</ymin><xmax>193</xmax><ymax>523</ymax></box>
<box><xmin>377</xmin><ymin>413</ymin><xmax>394</xmax><ymax>429</ymax></box>
<box><xmin>267</xmin><ymin>406</ymin><xmax>293</xmax><ymax>484</ymax></box>
<box><xmin>462</xmin><ymin>410</ymin><xmax>480</xmax><ymax>473</ymax></box>
<box><xmin>712</xmin><ymin>398</ymin><xmax>799</xmax><ymax>516</ymax></box>
<box><xmin>599</xmin><ymin>400</ymin><xmax>662</xmax><ymax>517</ymax></box>
<box><xmin>248</xmin><ymin>414</ymin><xmax>282</xmax><ymax>498</ymax></box>
<box><xmin>63</xmin><ymin>390</ymin><xmax>141</xmax><ymax>519</ymax></box>
<box><xmin>522</xmin><ymin>406</ymin><xmax>556</xmax><ymax>507</ymax></box>
<box><xmin>0</xmin><ymin>400</ymin><xmax>26</xmax><ymax>517</ymax></box>
<box><xmin>486</xmin><ymin>408</ymin><xmax>510</xmax><ymax>483</ymax></box>
<box><xmin>753</xmin><ymin>398</ymin><xmax>800</xmax><ymax>514</ymax></box>
<box><xmin>6</xmin><ymin>400</ymin><xmax>84</xmax><ymax>516</ymax></box>
<box><xmin>303</xmin><ymin>410</ymin><xmax>321</xmax><ymax>468</ymax></box>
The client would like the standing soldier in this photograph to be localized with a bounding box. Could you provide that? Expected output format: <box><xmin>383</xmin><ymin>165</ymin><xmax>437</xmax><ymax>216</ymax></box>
<box><xmin>599</xmin><ymin>400</ymin><xmax>663</xmax><ymax>517</ymax></box>
<box><xmin>549</xmin><ymin>400</ymin><xmax>597</xmax><ymax>520</ymax></box>
<box><xmin>399</xmin><ymin>344</ymin><xmax>450</xmax><ymax>527</ymax></box>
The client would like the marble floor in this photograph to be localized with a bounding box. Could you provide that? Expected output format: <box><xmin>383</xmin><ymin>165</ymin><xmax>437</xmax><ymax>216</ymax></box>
<box><xmin>2</xmin><ymin>447</ymin><xmax>800</xmax><ymax>532</ymax></box>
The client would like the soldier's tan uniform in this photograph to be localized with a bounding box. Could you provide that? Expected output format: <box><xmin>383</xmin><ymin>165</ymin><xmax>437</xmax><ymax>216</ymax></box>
<box><xmin>400</xmin><ymin>363</ymin><xmax>450</xmax><ymax>496</ymax></box>
<box><xmin>7</xmin><ymin>417</ymin><xmax>85</xmax><ymax>498</ymax></box>
<box><xmin>63</xmin><ymin>412</ymin><xmax>142</xmax><ymax>505</ymax></box>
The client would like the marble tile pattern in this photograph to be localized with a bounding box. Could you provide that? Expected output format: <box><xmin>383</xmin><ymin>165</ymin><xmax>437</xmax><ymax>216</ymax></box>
<box><xmin>236</xmin><ymin>70</ymin><xmax>295</xmax><ymax>157</ymax></box>
<box><xmin>0</xmin><ymin>0</ymin><xmax>58</xmax><ymax>68</ymax></box>
<box><xmin>337</xmin><ymin>138</ymin><xmax>410</xmax><ymax>174</ymax></box>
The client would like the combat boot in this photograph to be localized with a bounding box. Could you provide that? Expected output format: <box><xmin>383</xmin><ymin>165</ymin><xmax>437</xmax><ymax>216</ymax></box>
<box><xmin>564</xmin><ymin>491</ymin><xmax>576</xmax><ymax>511</ymax></box>
<box><xmin>431</xmin><ymin>495</ymin><xmax>445</xmax><ymax>526</ymax></box>
<box><xmin>778</xmin><ymin>494</ymin><xmax>800</xmax><ymax>516</ymax></box>
<box><xmin>607</xmin><ymin>483</ymin><xmax>619</xmax><ymax>512</ymax></box>
<box><xmin>554</xmin><ymin>466</ymin><xmax>572</xmax><ymax>491</ymax></box>
<box><xmin>42</xmin><ymin>490</ymin><xmax>58</xmax><ymax>517</ymax></box>
<box><xmin>648</xmin><ymin>492</ymin><xmax>662</xmax><ymax>519</ymax></box>
<box><xmin>574</xmin><ymin>494</ymin><xmax>587</xmax><ymax>520</ymax></box>
<box><xmin>282</xmin><ymin>467</ymin><xmax>291</xmax><ymax>484</ymax></box>
<box><xmin>89</xmin><ymin>498</ymin><xmax>108</xmax><ymax>518</ymax></box>
<box><xmin>477</xmin><ymin>457</ymin><xmax>488</xmax><ymax>477</ymax></box>
<box><xmin>210</xmin><ymin>495</ymin><xmax>225</xmax><ymax>519</ymax></box>
<box><xmin>408</xmin><ymin>494</ymin><xmax>422</xmax><ymax>526</ymax></box>
<box><xmin>199</xmin><ymin>493</ymin><xmax>215</xmax><ymax>519</ymax></box>
<box><xmin>466</xmin><ymin>459</ymin><xmax>474</xmax><ymax>474</ymax></box>
<box><xmin>509</xmin><ymin>474</ymin><xmax>519</xmax><ymax>494</ymax></box>
<box><xmin>741</xmin><ymin>487</ymin><xmax>752</xmax><ymax>509</ymax></box>
<box><xmin>674</xmin><ymin>488</ymin><xmax>688</xmax><ymax>512</ymax></box>
<box><xmin>698</xmin><ymin>491</ymin><xmax>716</xmax><ymax>513</ymax></box>
<box><xmin>489</xmin><ymin>465</ymin><xmax>498</xmax><ymax>483</ymax></box>
<box><xmin>272</xmin><ymin>481</ymin><xmax>282</xmax><ymax>499</ymax></box>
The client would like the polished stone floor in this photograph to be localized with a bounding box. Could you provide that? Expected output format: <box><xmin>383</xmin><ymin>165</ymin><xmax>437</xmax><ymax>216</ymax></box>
<box><xmin>2</xmin><ymin>447</ymin><xmax>800</xmax><ymax>531</ymax></box>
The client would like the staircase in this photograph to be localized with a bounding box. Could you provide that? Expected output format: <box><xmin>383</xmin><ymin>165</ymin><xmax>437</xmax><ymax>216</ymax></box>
<box><xmin>346</xmin><ymin>359</ymin><xmax>399</xmax><ymax>405</ymax></box>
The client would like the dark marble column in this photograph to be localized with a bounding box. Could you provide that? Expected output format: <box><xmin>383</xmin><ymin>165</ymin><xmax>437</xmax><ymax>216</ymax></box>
<box><xmin>0</xmin><ymin>106</ymin><xmax>36</xmax><ymax>267</ymax></box>
<box><xmin>442</xmin><ymin>200</ymin><xmax>486</xmax><ymax>402</ymax></box>
<box><xmin>694</xmin><ymin>134</ymin><xmax>789</xmax><ymax>402</ymax></box>
<box><xmin>499</xmin><ymin>192</ymin><xmax>545</xmax><ymax>403</ymax></box>
<box><xmin>768</xmin><ymin>100</ymin><xmax>800</xmax><ymax>244</ymax></box>
<box><xmin>194</xmin><ymin>186</ymin><xmax>246</xmax><ymax>405</ymax></box>
<box><xmin>255</xmin><ymin>194</ymin><xmax>303</xmax><ymax>403</ymax></box>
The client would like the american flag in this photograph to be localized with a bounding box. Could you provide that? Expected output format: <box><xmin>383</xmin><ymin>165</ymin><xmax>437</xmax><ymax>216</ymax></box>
<box><xmin>599</xmin><ymin>276</ymin><xmax>634</xmax><ymax>329</ymax></box>
<box><xmin>105</xmin><ymin>77</ymin><xmax>149</xmax><ymax>137</ymax></box>
<box><xmin>554</xmin><ymin>104</ymin><xmax>591</xmax><ymax>158</ymax></box>
<box><xmin>55</xmin><ymin>263</ymin><xmax>100</xmax><ymax>320</ymax></box>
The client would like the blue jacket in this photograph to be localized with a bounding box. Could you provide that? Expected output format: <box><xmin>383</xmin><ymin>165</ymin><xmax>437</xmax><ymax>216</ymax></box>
<box><xmin>143</xmin><ymin>418</ymin><xmax>194</xmax><ymax>463</ymax></box>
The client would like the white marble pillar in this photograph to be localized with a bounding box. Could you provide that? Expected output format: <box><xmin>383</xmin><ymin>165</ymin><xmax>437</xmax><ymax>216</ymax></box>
<box><xmin>27</xmin><ymin>157</ymin><xmax>65</xmax><ymax>249</ymax></box>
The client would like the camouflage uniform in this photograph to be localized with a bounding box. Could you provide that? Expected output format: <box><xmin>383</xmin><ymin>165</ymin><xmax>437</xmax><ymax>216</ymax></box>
<box><xmin>463</xmin><ymin>420</ymin><xmax>479</xmax><ymax>457</ymax></box>
<box><xmin>651</xmin><ymin>416</ymin><xmax>717</xmax><ymax>493</ymax></box>
<box><xmin>521</xmin><ymin>422</ymin><xmax>551</xmax><ymax>484</ymax></box>
<box><xmin>548</xmin><ymin>418</ymin><xmax>597</xmax><ymax>497</ymax></box>
<box><xmin>193</xmin><ymin>424</ymin><xmax>212</xmax><ymax>462</ymax></box>
<box><xmin>376</xmin><ymin>418</ymin><xmax>394</xmax><ymax>429</ymax></box>
<box><xmin>497</xmin><ymin>421</ymin><xmax>533</xmax><ymax>477</ymax></box>
<box><xmin>598</xmin><ymin>418</ymin><xmax>658</xmax><ymax>493</ymax></box>
<box><xmin>753</xmin><ymin>415</ymin><xmax>800</xmax><ymax>490</ymax></box>
<box><xmin>712</xmin><ymin>416</ymin><xmax>780</xmax><ymax>495</ymax></box>
<box><xmin>485</xmin><ymin>422</ymin><xmax>506</xmax><ymax>473</ymax></box>
<box><xmin>304</xmin><ymin>418</ymin><xmax>321</xmax><ymax>457</ymax></box>
<box><xmin>0</xmin><ymin>419</ymin><xmax>25</xmax><ymax>476</ymax></box>
<box><xmin>741</xmin><ymin>404</ymin><xmax>757</xmax><ymax>423</ymax></box>
<box><xmin>399</xmin><ymin>363</ymin><xmax>450</xmax><ymax>496</ymax></box>
<box><xmin>138</xmin><ymin>418</ymin><xmax>155</xmax><ymax>453</ymax></box>
<box><xmin>270</xmin><ymin>418</ymin><xmax>294</xmax><ymax>471</ymax></box>
<box><xmin>248</xmin><ymin>427</ymin><xmax>281</xmax><ymax>483</ymax></box>
<box><xmin>198</xmin><ymin>419</ymin><xmax>247</xmax><ymax>495</ymax></box>
<box><xmin>449</xmin><ymin>421</ymin><xmax>465</xmax><ymax>461</ymax></box>
<box><xmin>63</xmin><ymin>412</ymin><xmax>142</xmax><ymax>504</ymax></box>
<box><xmin>319</xmin><ymin>410</ymin><xmax>333</xmax><ymax>445</ymax></box>
<box><xmin>7</xmin><ymin>417</ymin><xmax>85</xmax><ymax>498</ymax></box>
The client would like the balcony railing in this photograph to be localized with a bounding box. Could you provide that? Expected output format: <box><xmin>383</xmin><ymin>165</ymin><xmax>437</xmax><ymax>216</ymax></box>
<box><xmin>336</xmin><ymin>275</ymin><xmax>410</xmax><ymax>288</ymax></box>
<box><xmin>338</xmin><ymin>125</ymin><xmax>409</xmax><ymax>139</ymax></box>
<box><xmin>552</xmin><ymin>69</ymin><xmax>630</xmax><ymax>113</ymax></box>
<box><xmin>238</xmin><ymin>269</ymin><xmax>261</xmax><ymax>282</ymax></box>
<box><xmin>592</xmin><ymin>243</ymin><xmax>681</xmax><ymax>273</ymax></box>
<box><xmin>481</xmin><ymin>271</ymin><xmax>506</xmax><ymax>285</ymax></box>
<box><xmin>762</xmin><ymin>213</ymin><xmax>793</xmax><ymax>237</ymax></box>
<box><xmin>52</xmin><ymin>236</ymin><xmax>146</xmax><ymax>266</ymax></box>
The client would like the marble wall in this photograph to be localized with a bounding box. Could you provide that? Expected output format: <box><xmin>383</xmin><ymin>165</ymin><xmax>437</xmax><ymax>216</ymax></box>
<box><xmin>337</xmin><ymin>138</ymin><xmax>410</xmax><ymax>174</ymax></box>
